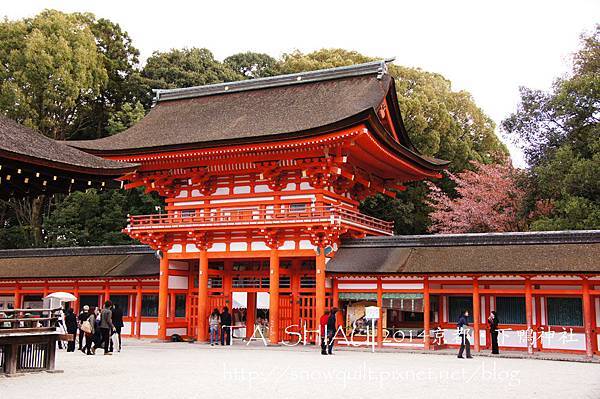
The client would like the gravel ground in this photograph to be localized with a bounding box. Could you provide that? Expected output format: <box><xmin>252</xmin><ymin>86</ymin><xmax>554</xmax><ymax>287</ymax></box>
<box><xmin>2</xmin><ymin>340</ymin><xmax>600</xmax><ymax>399</ymax></box>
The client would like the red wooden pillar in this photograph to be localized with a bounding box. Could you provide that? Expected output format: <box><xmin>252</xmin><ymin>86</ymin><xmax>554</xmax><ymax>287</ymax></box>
<box><xmin>104</xmin><ymin>281</ymin><xmax>110</xmax><ymax>304</ymax></box>
<box><xmin>332</xmin><ymin>277</ymin><xmax>339</xmax><ymax>308</ymax></box>
<box><xmin>158</xmin><ymin>252</ymin><xmax>170</xmax><ymax>341</ymax></box>
<box><xmin>315</xmin><ymin>247</ymin><xmax>326</xmax><ymax>327</ymax></box>
<box><xmin>135</xmin><ymin>281</ymin><xmax>142</xmax><ymax>339</ymax></box>
<box><xmin>472</xmin><ymin>278</ymin><xmax>480</xmax><ymax>352</ymax></box>
<box><xmin>291</xmin><ymin>259</ymin><xmax>300</xmax><ymax>327</ymax></box>
<box><xmin>73</xmin><ymin>282</ymin><xmax>79</xmax><ymax>313</ymax></box>
<box><xmin>246</xmin><ymin>292</ymin><xmax>256</xmax><ymax>340</ymax></box>
<box><xmin>169</xmin><ymin>293</ymin><xmax>176</xmax><ymax>322</ymax></box>
<box><xmin>534</xmin><ymin>293</ymin><xmax>543</xmax><ymax>352</ymax></box>
<box><xmin>376</xmin><ymin>277</ymin><xmax>383</xmax><ymax>348</ymax></box>
<box><xmin>484</xmin><ymin>294</ymin><xmax>491</xmax><ymax>350</ymax></box>
<box><xmin>269</xmin><ymin>247</ymin><xmax>280</xmax><ymax>344</ymax></box>
<box><xmin>223</xmin><ymin>259</ymin><xmax>233</xmax><ymax>308</ymax></box>
<box><xmin>525</xmin><ymin>278</ymin><xmax>533</xmax><ymax>355</ymax></box>
<box><xmin>582</xmin><ymin>279</ymin><xmax>594</xmax><ymax>358</ymax></box>
<box><xmin>13</xmin><ymin>285</ymin><xmax>21</xmax><ymax>310</ymax></box>
<box><xmin>423</xmin><ymin>276</ymin><xmax>431</xmax><ymax>350</ymax></box>
<box><xmin>197</xmin><ymin>249</ymin><xmax>209</xmax><ymax>342</ymax></box>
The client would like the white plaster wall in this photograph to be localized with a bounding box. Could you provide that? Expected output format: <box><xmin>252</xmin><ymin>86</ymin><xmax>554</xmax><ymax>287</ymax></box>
<box><xmin>381</xmin><ymin>283</ymin><xmax>424</xmax><ymax>290</ymax></box>
<box><xmin>298</xmin><ymin>240</ymin><xmax>316</xmax><ymax>250</ymax></box>
<box><xmin>168</xmin><ymin>275</ymin><xmax>188</xmax><ymax>290</ymax></box>
<box><xmin>121</xmin><ymin>321</ymin><xmax>132</xmax><ymax>335</ymax></box>
<box><xmin>542</xmin><ymin>332</ymin><xmax>586</xmax><ymax>351</ymax></box>
<box><xmin>497</xmin><ymin>330</ymin><xmax>529</xmax><ymax>348</ymax></box>
<box><xmin>442</xmin><ymin>328</ymin><xmax>486</xmax><ymax>346</ymax></box>
<box><xmin>254</xmin><ymin>185</ymin><xmax>271</xmax><ymax>193</ymax></box>
<box><xmin>186</xmin><ymin>243</ymin><xmax>200</xmax><ymax>253</ymax></box>
<box><xmin>166</xmin><ymin>328</ymin><xmax>188</xmax><ymax>336</ymax></box>
<box><xmin>338</xmin><ymin>283</ymin><xmax>377</xmax><ymax>290</ymax></box>
<box><xmin>208</xmin><ymin>243</ymin><xmax>226</xmax><ymax>252</ymax></box>
<box><xmin>233</xmin><ymin>186</ymin><xmax>251</xmax><ymax>194</ymax></box>
<box><xmin>167</xmin><ymin>244</ymin><xmax>183</xmax><ymax>253</ymax></box>
<box><xmin>140</xmin><ymin>322</ymin><xmax>158</xmax><ymax>336</ymax></box>
<box><xmin>230</xmin><ymin>242</ymin><xmax>248</xmax><ymax>251</ymax></box>
<box><xmin>251</xmin><ymin>242</ymin><xmax>269</xmax><ymax>251</ymax></box>
<box><xmin>280</xmin><ymin>240</ymin><xmax>295</xmax><ymax>250</ymax></box>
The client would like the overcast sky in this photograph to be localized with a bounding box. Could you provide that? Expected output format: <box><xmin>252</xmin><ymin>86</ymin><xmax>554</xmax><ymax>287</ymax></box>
<box><xmin>4</xmin><ymin>1</ymin><xmax>599</xmax><ymax>166</ymax></box>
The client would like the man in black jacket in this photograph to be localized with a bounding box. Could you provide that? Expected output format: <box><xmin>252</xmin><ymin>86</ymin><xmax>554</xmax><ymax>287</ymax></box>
<box><xmin>220</xmin><ymin>307</ymin><xmax>232</xmax><ymax>345</ymax></box>
<box><xmin>110</xmin><ymin>303</ymin><xmax>124</xmax><ymax>352</ymax></box>
<box><xmin>65</xmin><ymin>308</ymin><xmax>78</xmax><ymax>352</ymax></box>
<box><xmin>326</xmin><ymin>307</ymin><xmax>338</xmax><ymax>355</ymax></box>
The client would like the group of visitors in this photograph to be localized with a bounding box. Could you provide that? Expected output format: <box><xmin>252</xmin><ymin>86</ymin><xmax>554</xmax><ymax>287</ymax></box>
<box><xmin>208</xmin><ymin>306</ymin><xmax>233</xmax><ymax>346</ymax></box>
<box><xmin>456</xmin><ymin>309</ymin><xmax>500</xmax><ymax>358</ymax></box>
<box><xmin>73</xmin><ymin>301</ymin><xmax>124</xmax><ymax>355</ymax></box>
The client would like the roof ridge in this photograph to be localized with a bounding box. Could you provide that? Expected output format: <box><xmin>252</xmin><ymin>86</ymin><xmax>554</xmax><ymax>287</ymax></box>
<box><xmin>340</xmin><ymin>230</ymin><xmax>600</xmax><ymax>248</ymax></box>
<box><xmin>154</xmin><ymin>59</ymin><xmax>394</xmax><ymax>103</ymax></box>
<box><xmin>0</xmin><ymin>245</ymin><xmax>153</xmax><ymax>259</ymax></box>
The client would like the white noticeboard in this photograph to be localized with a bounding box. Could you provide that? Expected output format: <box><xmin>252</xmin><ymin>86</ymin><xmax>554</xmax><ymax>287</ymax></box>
<box><xmin>365</xmin><ymin>306</ymin><xmax>380</xmax><ymax>319</ymax></box>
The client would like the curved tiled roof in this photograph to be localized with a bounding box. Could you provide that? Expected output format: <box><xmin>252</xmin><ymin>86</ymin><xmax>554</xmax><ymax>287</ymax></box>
<box><xmin>0</xmin><ymin>115</ymin><xmax>137</xmax><ymax>175</ymax></box>
<box><xmin>67</xmin><ymin>61</ymin><xmax>448</xmax><ymax>170</ymax></box>
<box><xmin>327</xmin><ymin>230</ymin><xmax>600</xmax><ymax>274</ymax></box>
<box><xmin>0</xmin><ymin>246</ymin><xmax>157</xmax><ymax>279</ymax></box>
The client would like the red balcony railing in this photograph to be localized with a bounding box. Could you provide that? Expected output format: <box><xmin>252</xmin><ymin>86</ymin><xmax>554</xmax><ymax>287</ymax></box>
<box><xmin>125</xmin><ymin>205</ymin><xmax>393</xmax><ymax>236</ymax></box>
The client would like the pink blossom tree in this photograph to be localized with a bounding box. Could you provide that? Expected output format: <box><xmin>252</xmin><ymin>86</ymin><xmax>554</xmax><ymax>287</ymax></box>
<box><xmin>427</xmin><ymin>161</ymin><xmax>527</xmax><ymax>233</ymax></box>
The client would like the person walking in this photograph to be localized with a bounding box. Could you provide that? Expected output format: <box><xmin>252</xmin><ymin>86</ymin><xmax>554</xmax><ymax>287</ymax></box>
<box><xmin>110</xmin><ymin>303</ymin><xmax>124</xmax><ymax>352</ymax></box>
<box><xmin>209</xmin><ymin>308</ymin><xmax>220</xmax><ymax>346</ymax></box>
<box><xmin>326</xmin><ymin>308</ymin><xmax>338</xmax><ymax>355</ymax></box>
<box><xmin>64</xmin><ymin>308</ymin><xmax>78</xmax><ymax>352</ymax></box>
<box><xmin>99</xmin><ymin>300</ymin><xmax>114</xmax><ymax>355</ymax></box>
<box><xmin>488</xmin><ymin>310</ymin><xmax>500</xmax><ymax>354</ymax></box>
<box><xmin>83</xmin><ymin>308</ymin><xmax>96</xmax><ymax>355</ymax></box>
<box><xmin>457</xmin><ymin>309</ymin><xmax>473</xmax><ymax>359</ymax></box>
<box><xmin>319</xmin><ymin>310</ymin><xmax>330</xmax><ymax>355</ymax></box>
<box><xmin>91</xmin><ymin>307</ymin><xmax>102</xmax><ymax>354</ymax></box>
<box><xmin>220</xmin><ymin>306</ymin><xmax>232</xmax><ymax>346</ymax></box>
<box><xmin>78</xmin><ymin>305</ymin><xmax>90</xmax><ymax>352</ymax></box>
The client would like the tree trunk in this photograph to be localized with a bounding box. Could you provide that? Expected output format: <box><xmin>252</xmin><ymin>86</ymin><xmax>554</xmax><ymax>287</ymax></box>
<box><xmin>30</xmin><ymin>195</ymin><xmax>45</xmax><ymax>246</ymax></box>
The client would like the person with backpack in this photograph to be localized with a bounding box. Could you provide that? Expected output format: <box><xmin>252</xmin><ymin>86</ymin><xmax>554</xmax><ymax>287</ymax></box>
<box><xmin>457</xmin><ymin>309</ymin><xmax>473</xmax><ymax>359</ymax></box>
<box><xmin>209</xmin><ymin>308</ymin><xmax>220</xmax><ymax>346</ymax></box>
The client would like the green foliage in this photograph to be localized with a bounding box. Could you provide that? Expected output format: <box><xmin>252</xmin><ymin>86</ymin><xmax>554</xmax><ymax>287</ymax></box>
<box><xmin>44</xmin><ymin>188</ymin><xmax>162</xmax><ymax>247</ymax></box>
<box><xmin>503</xmin><ymin>25</ymin><xmax>599</xmax><ymax>230</ymax></box>
<box><xmin>71</xmin><ymin>15</ymin><xmax>142</xmax><ymax>140</ymax></box>
<box><xmin>279</xmin><ymin>49</ymin><xmax>507</xmax><ymax>233</ymax></box>
<box><xmin>224</xmin><ymin>52</ymin><xmax>278</xmax><ymax>78</ymax></box>
<box><xmin>107</xmin><ymin>101</ymin><xmax>145</xmax><ymax>135</ymax></box>
<box><xmin>0</xmin><ymin>10</ymin><xmax>107</xmax><ymax>139</ymax></box>
<box><xmin>139</xmin><ymin>48</ymin><xmax>242</xmax><ymax>98</ymax></box>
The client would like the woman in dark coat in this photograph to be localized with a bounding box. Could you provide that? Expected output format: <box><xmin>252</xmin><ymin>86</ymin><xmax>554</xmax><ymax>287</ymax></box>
<box><xmin>488</xmin><ymin>310</ymin><xmax>500</xmax><ymax>354</ymax></box>
<box><xmin>64</xmin><ymin>308</ymin><xmax>78</xmax><ymax>352</ymax></box>
<box><xmin>457</xmin><ymin>310</ymin><xmax>472</xmax><ymax>359</ymax></box>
